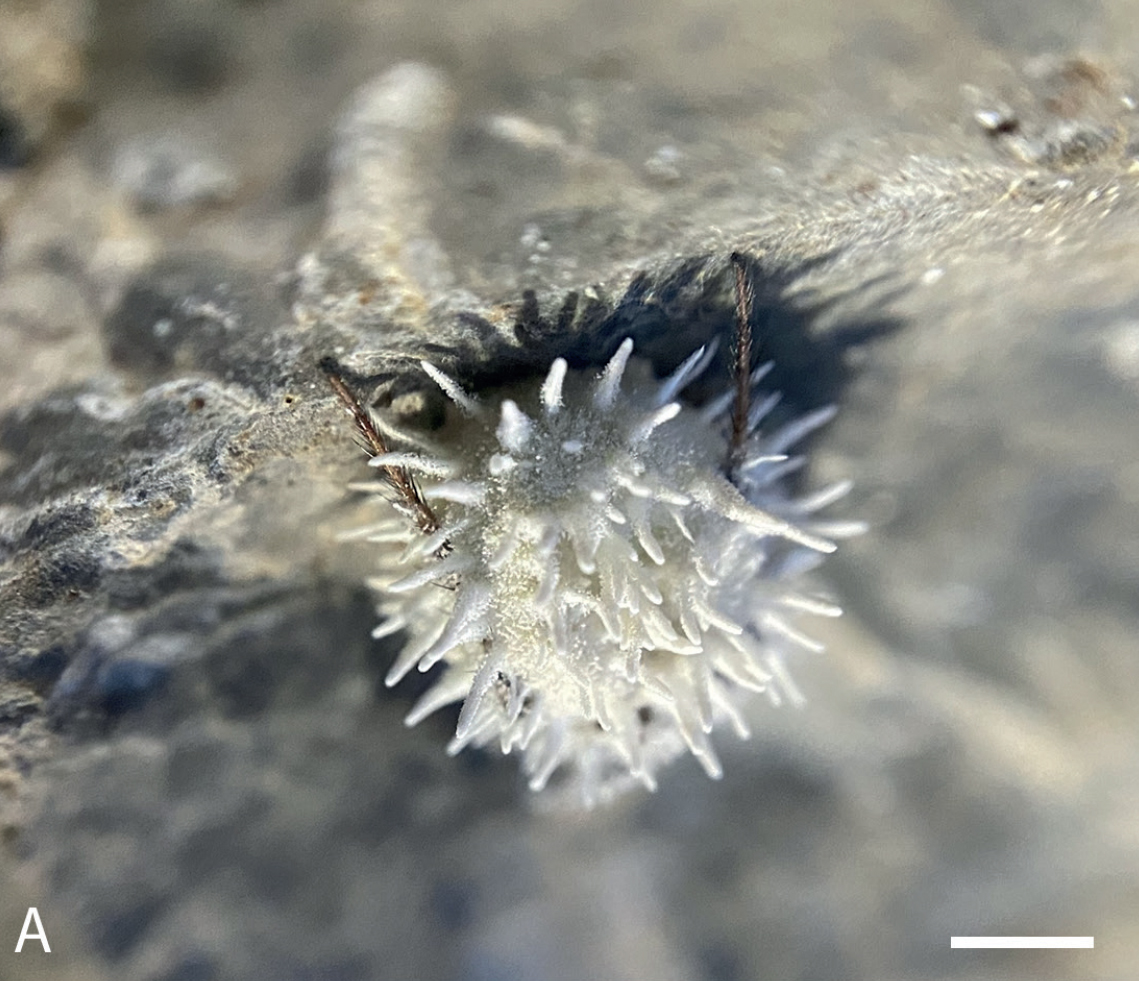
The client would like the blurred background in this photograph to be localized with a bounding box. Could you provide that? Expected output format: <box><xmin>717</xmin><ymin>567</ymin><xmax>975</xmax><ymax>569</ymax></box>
<box><xmin>1</xmin><ymin>0</ymin><xmax>1138</xmax><ymax>979</ymax></box>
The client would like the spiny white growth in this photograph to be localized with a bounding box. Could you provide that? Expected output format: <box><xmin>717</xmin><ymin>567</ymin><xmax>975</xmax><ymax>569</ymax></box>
<box><xmin>358</xmin><ymin>339</ymin><xmax>859</xmax><ymax>807</ymax></box>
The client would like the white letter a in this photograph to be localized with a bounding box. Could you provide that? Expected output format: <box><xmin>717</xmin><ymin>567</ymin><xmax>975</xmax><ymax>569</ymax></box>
<box><xmin>15</xmin><ymin>907</ymin><xmax>50</xmax><ymax>953</ymax></box>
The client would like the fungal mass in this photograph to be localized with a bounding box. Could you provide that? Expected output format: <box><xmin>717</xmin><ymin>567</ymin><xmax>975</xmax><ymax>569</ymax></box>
<box><xmin>350</xmin><ymin>338</ymin><xmax>859</xmax><ymax>807</ymax></box>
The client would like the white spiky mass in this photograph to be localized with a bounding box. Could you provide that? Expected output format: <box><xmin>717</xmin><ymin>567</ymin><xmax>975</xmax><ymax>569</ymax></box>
<box><xmin>354</xmin><ymin>338</ymin><xmax>859</xmax><ymax>807</ymax></box>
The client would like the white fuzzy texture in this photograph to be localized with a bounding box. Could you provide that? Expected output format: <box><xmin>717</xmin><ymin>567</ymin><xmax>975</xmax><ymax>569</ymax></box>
<box><xmin>359</xmin><ymin>339</ymin><xmax>858</xmax><ymax>807</ymax></box>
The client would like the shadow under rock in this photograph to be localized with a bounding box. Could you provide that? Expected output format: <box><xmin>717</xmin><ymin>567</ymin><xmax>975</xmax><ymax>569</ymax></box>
<box><xmin>341</xmin><ymin>252</ymin><xmax>904</xmax><ymax>439</ymax></box>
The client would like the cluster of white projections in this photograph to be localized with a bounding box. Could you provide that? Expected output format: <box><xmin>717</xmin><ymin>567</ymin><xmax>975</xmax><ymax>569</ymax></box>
<box><xmin>352</xmin><ymin>338</ymin><xmax>859</xmax><ymax>806</ymax></box>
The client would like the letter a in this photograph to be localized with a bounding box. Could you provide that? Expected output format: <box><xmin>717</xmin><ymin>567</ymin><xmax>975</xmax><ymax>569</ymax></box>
<box><xmin>15</xmin><ymin>907</ymin><xmax>50</xmax><ymax>953</ymax></box>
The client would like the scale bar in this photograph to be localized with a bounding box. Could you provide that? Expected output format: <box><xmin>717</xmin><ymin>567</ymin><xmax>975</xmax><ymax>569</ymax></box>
<box><xmin>951</xmin><ymin>937</ymin><xmax>1093</xmax><ymax>949</ymax></box>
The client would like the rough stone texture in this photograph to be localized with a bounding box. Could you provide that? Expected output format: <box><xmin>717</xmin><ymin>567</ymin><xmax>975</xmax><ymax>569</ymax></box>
<box><xmin>0</xmin><ymin>0</ymin><xmax>91</xmax><ymax>167</ymax></box>
<box><xmin>2</xmin><ymin>0</ymin><xmax>1139</xmax><ymax>979</ymax></box>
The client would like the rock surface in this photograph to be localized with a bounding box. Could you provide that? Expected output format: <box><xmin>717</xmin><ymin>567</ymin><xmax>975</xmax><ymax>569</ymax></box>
<box><xmin>1</xmin><ymin>0</ymin><xmax>1138</xmax><ymax>978</ymax></box>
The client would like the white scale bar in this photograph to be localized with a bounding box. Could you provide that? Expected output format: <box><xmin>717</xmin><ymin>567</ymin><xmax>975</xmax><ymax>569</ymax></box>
<box><xmin>952</xmin><ymin>937</ymin><xmax>1094</xmax><ymax>949</ymax></box>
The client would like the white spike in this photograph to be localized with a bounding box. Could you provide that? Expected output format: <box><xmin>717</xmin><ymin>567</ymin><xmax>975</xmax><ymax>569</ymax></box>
<box><xmin>790</xmin><ymin>479</ymin><xmax>854</xmax><ymax>514</ymax></box>
<box><xmin>758</xmin><ymin>610</ymin><xmax>825</xmax><ymax>652</ymax></box>
<box><xmin>488</xmin><ymin>453</ymin><xmax>515</xmax><ymax>476</ymax></box>
<box><xmin>690</xmin><ymin>474</ymin><xmax>836</xmax><ymax>553</ymax></box>
<box><xmin>420</xmin><ymin>361</ymin><xmax>480</xmax><ymax>416</ymax></box>
<box><xmin>487</xmin><ymin>524</ymin><xmax>522</xmax><ymax>571</ymax></box>
<box><xmin>445</xmin><ymin>710</ymin><xmax>496</xmax><ymax>753</ymax></box>
<box><xmin>337</xmin><ymin>522</ymin><xmax>410</xmax><ymax>543</ymax></box>
<box><xmin>528</xmin><ymin>725</ymin><xmax>567</xmax><ymax>790</ymax></box>
<box><xmin>738</xmin><ymin>508</ymin><xmax>836</xmax><ymax>553</ymax></box>
<box><xmin>667</xmin><ymin>508</ymin><xmax>695</xmax><ymax>543</ymax></box>
<box><xmin>570</xmin><ymin>533</ymin><xmax>598</xmax><ymax>575</ymax></box>
<box><xmin>773</xmin><ymin>548</ymin><xmax>826</xmax><ymax>579</ymax></box>
<box><xmin>639</xmin><ymin>576</ymin><xmax>663</xmax><ymax>605</ymax></box>
<box><xmin>385</xmin><ymin>619</ymin><xmax>447</xmax><ymax>685</ymax></box>
<box><xmin>655</xmin><ymin>338</ymin><xmax>719</xmax><ymax>406</ymax></box>
<box><xmin>693</xmin><ymin>555</ymin><xmax>720</xmax><ymax>586</ymax></box>
<box><xmin>655</xmin><ymin>486</ymin><xmax>692</xmax><ymax>507</ymax></box>
<box><xmin>368</xmin><ymin>452</ymin><xmax>455</xmax><ymax>477</ymax></box>
<box><xmin>422</xmin><ymin>481</ymin><xmax>486</xmax><ymax>505</ymax></box>
<box><xmin>690</xmin><ymin>662</ymin><xmax>714</xmax><ymax>729</ymax></box>
<box><xmin>418</xmin><ymin>585</ymin><xmax>492</xmax><ymax>671</ymax></box>
<box><xmin>699</xmin><ymin>363</ymin><xmax>776</xmax><ymax>423</ymax></box>
<box><xmin>695</xmin><ymin>742</ymin><xmax>723</xmax><ymax>779</ymax></box>
<box><xmin>747</xmin><ymin>391</ymin><xmax>782</xmax><ymax>433</ymax></box>
<box><xmin>698</xmin><ymin>388</ymin><xmax>733</xmax><ymax>422</ymax></box>
<box><xmin>594</xmin><ymin>337</ymin><xmax>634</xmax><ymax>409</ymax></box>
<box><xmin>641</xmin><ymin>672</ymin><xmax>675</xmax><ymax>703</ymax></box>
<box><xmin>750</xmin><ymin>361</ymin><xmax>775</xmax><ymax>386</ymax></box>
<box><xmin>371</xmin><ymin>616</ymin><xmax>407</xmax><ymax>640</ymax></box>
<box><xmin>578</xmin><ymin>680</ymin><xmax>609</xmax><ymax>730</ymax></box>
<box><xmin>711</xmin><ymin>684</ymin><xmax>752</xmax><ymax>739</ymax></box>
<box><xmin>712</xmin><ymin>654</ymin><xmax>769</xmax><ymax>694</ymax></box>
<box><xmin>672</xmin><ymin>703</ymin><xmax>722</xmax><ymax>778</ymax></box>
<box><xmin>345</xmin><ymin>481</ymin><xmax>399</xmax><ymax>497</ymax></box>
<box><xmin>386</xmin><ymin>554</ymin><xmax>473</xmax><ymax>593</ymax></box>
<box><xmin>740</xmin><ymin>452</ymin><xmax>788</xmax><ymax>471</ymax></box>
<box><xmin>518</xmin><ymin>700</ymin><xmax>545</xmax><ymax>749</ymax></box>
<box><xmin>765</xmin><ymin>405</ymin><xmax>838</xmax><ymax>453</ymax></box>
<box><xmin>778</xmin><ymin>593</ymin><xmax>843</xmax><ymax>617</ymax></box>
<box><xmin>370</xmin><ymin>413</ymin><xmax>446</xmax><ymax>454</ymax></box>
<box><xmin>741</xmin><ymin>455</ymin><xmax>805</xmax><ymax>485</ymax></box>
<box><xmin>632</xmin><ymin>514</ymin><xmax>665</xmax><ymax>565</ymax></box>
<box><xmin>805</xmin><ymin>518</ymin><xmax>869</xmax><ymax>538</ymax></box>
<box><xmin>541</xmin><ymin>358</ymin><xmax>568</xmax><ymax>415</ymax></box>
<box><xmin>692</xmin><ymin>596</ymin><xmax>744</xmax><ymax>635</ymax></box>
<box><xmin>496</xmin><ymin>399</ymin><xmax>533</xmax><ymax>452</ymax></box>
<box><xmin>504</xmin><ymin>677</ymin><xmax>528</xmax><ymax>725</ymax></box>
<box><xmin>613</xmin><ymin>472</ymin><xmax>653</xmax><ymax>497</ymax></box>
<box><xmin>534</xmin><ymin>562</ymin><xmax>560</xmax><ymax>609</ymax></box>
<box><xmin>405</xmin><ymin>672</ymin><xmax>471</xmax><ymax>725</ymax></box>
<box><xmin>766</xmin><ymin>653</ymin><xmax>806</xmax><ymax>706</ymax></box>
<box><xmin>398</xmin><ymin>521</ymin><xmax>462</xmax><ymax>564</ymax></box>
<box><xmin>678</xmin><ymin>604</ymin><xmax>701</xmax><ymax>644</ymax></box>
<box><xmin>643</xmin><ymin>609</ymin><xmax>700</xmax><ymax>654</ymax></box>
<box><xmin>454</xmin><ymin>648</ymin><xmax>505</xmax><ymax>740</ymax></box>
<box><xmin>631</xmin><ymin>402</ymin><xmax>681</xmax><ymax>443</ymax></box>
<box><xmin>538</xmin><ymin>523</ymin><xmax>561</xmax><ymax>556</ymax></box>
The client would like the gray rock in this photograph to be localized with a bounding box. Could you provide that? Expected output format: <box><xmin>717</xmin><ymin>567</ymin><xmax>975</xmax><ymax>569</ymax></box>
<box><xmin>113</xmin><ymin>135</ymin><xmax>237</xmax><ymax>212</ymax></box>
<box><xmin>0</xmin><ymin>0</ymin><xmax>92</xmax><ymax>160</ymax></box>
<box><xmin>2</xmin><ymin>1</ymin><xmax>1138</xmax><ymax>979</ymax></box>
